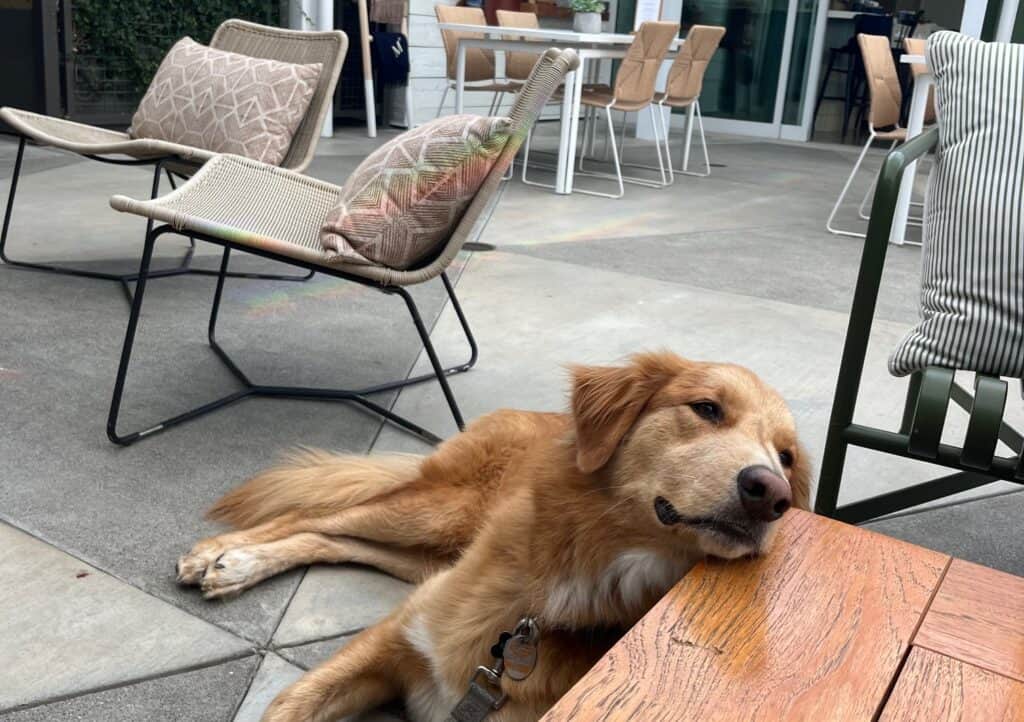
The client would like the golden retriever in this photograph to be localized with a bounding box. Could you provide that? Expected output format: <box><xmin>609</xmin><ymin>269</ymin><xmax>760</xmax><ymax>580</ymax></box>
<box><xmin>176</xmin><ymin>352</ymin><xmax>810</xmax><ymax>722</ymax></box>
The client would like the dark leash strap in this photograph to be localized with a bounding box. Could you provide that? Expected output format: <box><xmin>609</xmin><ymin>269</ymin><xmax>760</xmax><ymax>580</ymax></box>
<box><xmin>446</xmin><ymin>618</ymin><xmax>539</xmax><ymax>722</ymax></box>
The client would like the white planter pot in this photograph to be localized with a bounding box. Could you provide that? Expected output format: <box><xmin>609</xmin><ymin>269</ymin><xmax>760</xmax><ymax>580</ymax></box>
<box><xmin>573</xmin><ymin>12</ymin><xmax>602</xmax><ymax>34</ymax></box>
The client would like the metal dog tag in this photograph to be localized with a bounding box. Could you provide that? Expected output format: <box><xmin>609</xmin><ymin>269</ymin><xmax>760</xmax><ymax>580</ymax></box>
<box><xmin>501</xmin><ymin>634</ymin><xmax>538</xmax><ymax>681</ymax></box>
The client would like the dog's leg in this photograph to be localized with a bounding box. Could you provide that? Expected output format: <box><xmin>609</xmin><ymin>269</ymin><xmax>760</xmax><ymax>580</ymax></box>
<box><xmin>178</xmin><ymin>486</ymin><xmax>479</xmax><ymax>587</ymax></box>
<box><xmin>262</xmin><ymin>616</ymin><xmax>414</xmax><ymax>722</ymax></box>
<box><xmin>199</xmin><ymin>534</ymin><xmax>452</xmax><ymax>598</ymax></box>
<box><xmin>177</xmin><ymin>516</ymin><xmax>307</xmax><ymax>585</ymax></box>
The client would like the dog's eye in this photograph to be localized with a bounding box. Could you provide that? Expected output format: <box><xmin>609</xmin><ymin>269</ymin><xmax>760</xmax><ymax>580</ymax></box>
<box><xmin>690</xmin><ymin>401</ymin><xmax>722</xmax><ymax>423</ymax></box>
<box><xmin>779</xmin><ymin>450</ymin><xmax>794</xmax><ymax>468</ymax></box>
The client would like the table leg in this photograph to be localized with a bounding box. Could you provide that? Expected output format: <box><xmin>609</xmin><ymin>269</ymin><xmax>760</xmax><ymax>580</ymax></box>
<box><xmin>456</xmin><ymin>43</ymin><xmax>466</xmax><ymax>115</ymax></box>
<box><xmin>889</xmin><ymin>75</ymin><xmax>930</xmax><ymax>245</ymax></box>
<box><xmin>564</xmin><ymin>55</ymin><xmax>586</xmax><ymax>194</ymax></box>
<box><xmin>683</xmin><ymin>103</ymin><xmax>696</xmax><ymax>172</ymax></box>
<box><xmin>556</xmin><ymin>65</ymin><xmax>579</xmax><ymax>195</ymax></box>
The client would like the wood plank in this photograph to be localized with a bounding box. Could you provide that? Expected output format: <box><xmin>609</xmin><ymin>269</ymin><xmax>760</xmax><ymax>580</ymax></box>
<box><xmin>541</xmin><ymin>510</ymin><xmax>949</xmax><ymax>722</ymax></box>
<box><xmin>879</xmin><ymin>648</ymin><xmax>1024</xmax><ymax>721</ymax></box>
<box><xmin>915</xmin><ymin>558</ymin><xmax>1024</xmax><ymax>683</ymax></box>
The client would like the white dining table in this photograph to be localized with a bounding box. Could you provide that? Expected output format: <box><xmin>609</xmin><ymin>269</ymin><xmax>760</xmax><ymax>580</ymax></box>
<box><xmin>891</xmin><ymin>53</ymin><xmax>930</xmax><ymax>246</ymax></box>
<box><xmin>437</xmin><ymin>23</ymin><xmax>684</xmax><ymax>195</ymax></box>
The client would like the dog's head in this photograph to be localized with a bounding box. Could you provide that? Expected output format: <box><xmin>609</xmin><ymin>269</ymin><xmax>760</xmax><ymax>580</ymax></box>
<box><xmin>570</xmin><ymin>352</ymin><xmax>811</xmax><ymax>559</ymax></box>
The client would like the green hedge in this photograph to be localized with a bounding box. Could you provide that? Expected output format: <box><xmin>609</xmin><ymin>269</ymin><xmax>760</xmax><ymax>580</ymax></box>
<box><xmin>71</xmin><ymin>0</ymin><xmax>282</xmax><ymax>98</ymax></box>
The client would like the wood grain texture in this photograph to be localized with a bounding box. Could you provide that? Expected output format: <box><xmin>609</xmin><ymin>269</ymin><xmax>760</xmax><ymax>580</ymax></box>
<box><xmin>880</xmin><ymin>648</ymin><xmax>1024</xmax><ymax>721</ymax></box>
<box><xmin>915</xmin><ymin>559</ymin><xmax>1024</xmax><ymax>683</ymax></box>
<box><xmin>541</xmin><ymin>510</ymin><xmax>949</xmax><ymax>722</ymax></box>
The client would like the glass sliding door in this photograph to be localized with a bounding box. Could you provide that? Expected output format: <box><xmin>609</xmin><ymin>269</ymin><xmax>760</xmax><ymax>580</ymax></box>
<box><xmin>617</xmin><ymin>0</ymin><xmax>825</xmax><ymax>139</ymax></box>
<box><xmin>681</xmin><ymin>0</ymin><xmax>789</xmax><ymax>124</ymax></box>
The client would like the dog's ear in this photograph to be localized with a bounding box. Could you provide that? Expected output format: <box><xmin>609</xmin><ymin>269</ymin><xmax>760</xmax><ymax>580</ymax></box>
<box><xmin>789</xmin><ymin>442</ymin><xmax>813</xmax><ymax>511</ymax></box>
<box><xmin>570</xmin><ymin>353</ymin><xmax>679</xmax><ymax>474</ymax></box>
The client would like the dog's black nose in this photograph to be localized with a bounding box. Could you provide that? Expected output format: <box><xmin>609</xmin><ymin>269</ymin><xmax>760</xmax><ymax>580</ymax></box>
<box><xmin>737</xmin><ymin>466</ymin><xmax>792</xmax><ymax>522</ymax></box>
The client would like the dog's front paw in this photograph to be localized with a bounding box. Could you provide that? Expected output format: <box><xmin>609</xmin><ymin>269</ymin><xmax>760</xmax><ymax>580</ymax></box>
<box><xmin>175</xmin><ymin>553</ymin><xmax>211</xmax><ymax>586</ymax></box>
<box><xmin>199</xmin><ymin>547</ymin><xmax>275</xmax><ymax>599</ymax></box>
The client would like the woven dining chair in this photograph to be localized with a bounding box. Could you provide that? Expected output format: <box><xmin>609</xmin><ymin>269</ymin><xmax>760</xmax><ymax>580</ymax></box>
<box><xmin>435</xmin><ymin>5</ymin><xmax>521</xmax><ymax>118</ymax></box>
<box><xmin>523</xmin><ymin>21</ymin><xmax>679</xmax><ymax>198</ymax></box>
<box><xmin>654</xmin><ymin>25</ymin><xmax>725</xmax><ymax>180</ymax></box>
<box><xmin>0</xmin><ymin>20</ymin><xmax>346</xmax><ymax>301</ymax></box>
<box><xmin>847</xmin><ymin>36</ymin><xmax>936</xmax><ymax>226</ymax></box>
<box><xmin>103</xmin><ymin>48</ymin><xmax>580</xmax><ymax>447</ymax></box>
<box><xmin>826</xmin><ymin>32</ymin><xmax>919</xmax><ymax>240</ymax></box>
<box><xmin>496</xmin><ymin>10</ymin><xmax>543</xmax><ymax>83</ymax></box>
<box><xmin>619</xmin><ymin>24</ymin><xmax>725</xmax><ymax>182</ymax></box>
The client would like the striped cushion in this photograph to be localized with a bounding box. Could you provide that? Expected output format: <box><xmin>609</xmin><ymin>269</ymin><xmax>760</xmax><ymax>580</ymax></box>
<box><xmin>889</xmin><ymin>32</ymin><xmax>1024</xmax><ymax>378</ymax></box>
<box><xmin>320</xmin><ymin>114</ymin><xmax>510</xmax><ymax>270</ymax></box>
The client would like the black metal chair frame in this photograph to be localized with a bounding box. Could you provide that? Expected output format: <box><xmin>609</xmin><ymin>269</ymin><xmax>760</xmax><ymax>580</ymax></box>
<box><xmin>107</xmin><ymin>224</ymin><xmax>478</xmax><ymax>447</ymax></box>
<box><xmin>815</xmin><ymin>128</ymin><xmax>1024</xmax><ymax>524</ymax></box>
<box><xmin>1</xmin><ymin>136</ymin><xmax>314</xmax><ymax>304</ymax></box>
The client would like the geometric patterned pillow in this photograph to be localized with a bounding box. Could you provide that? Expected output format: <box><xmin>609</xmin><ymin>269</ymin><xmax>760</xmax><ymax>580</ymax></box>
<box><xmin>128</xmin><ymin>38</ymin><xmax>321</xmax><ymax>166</ymax></box>
<box><xmin>320</xmin><ymin>114</ymin><xmax>511</xmax><ymax>270</ymax></box>
<box><xmin>889</xmin><ymin>32</ymin><xmax>1024</xmax><ymax>378</ymax></box>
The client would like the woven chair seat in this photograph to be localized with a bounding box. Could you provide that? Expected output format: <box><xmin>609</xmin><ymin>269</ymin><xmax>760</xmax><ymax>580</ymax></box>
<box><xmin>552</xmin><ymin>84</ymin><xmax>651</xmax><ymax>112</ymax></box>
<box><xmin>0</xmin><ymin>108</ymin><xmax>217</xmax><ymax>163</ymax></box>
<box><xmin>107</xmin><ymin>154</ymin><xmax>414</xmax><ymax>279</ymax></box>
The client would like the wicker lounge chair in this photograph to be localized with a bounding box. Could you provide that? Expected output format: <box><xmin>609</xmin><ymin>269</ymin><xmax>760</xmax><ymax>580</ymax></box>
<box><xmin>104</xmin><ymin>47</ymin><xmax>579</xmax><ymax>446</ymax></box>
<box><xmin>0</xmin><ymin>20</ymin><xmax>346</xmax><ymax>300</ymax></box>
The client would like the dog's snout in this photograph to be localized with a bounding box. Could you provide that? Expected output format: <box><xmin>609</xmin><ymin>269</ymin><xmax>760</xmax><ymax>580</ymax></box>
<box><xmin>736</xmin><ymin>465</ymin><xmax>792</xmax><ymax>522</ymax></box>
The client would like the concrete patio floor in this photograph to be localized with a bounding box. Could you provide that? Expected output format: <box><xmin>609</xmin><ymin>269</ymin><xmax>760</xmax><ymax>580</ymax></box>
<box><xmin>1</xmin><ymin>124</ymin><xmax>1022</xmax><ymax>720</ymax></box>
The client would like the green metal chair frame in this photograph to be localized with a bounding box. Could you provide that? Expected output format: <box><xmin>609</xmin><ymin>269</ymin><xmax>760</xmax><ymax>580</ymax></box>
<box><xmin>815</xmin><ymin>128</ymin><xmax>1024</xmax><ymax>523</ymax></box>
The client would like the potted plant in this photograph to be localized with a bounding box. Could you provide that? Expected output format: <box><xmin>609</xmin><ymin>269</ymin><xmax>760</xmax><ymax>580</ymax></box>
<box><xmin>571</xmin><ymin>0</ymin><xmax>604</xmax><ymax>33</ymax></box>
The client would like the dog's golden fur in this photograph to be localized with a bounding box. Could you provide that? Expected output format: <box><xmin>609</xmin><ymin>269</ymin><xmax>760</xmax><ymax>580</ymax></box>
<box><xmin>176</xmin><ymin>352</ymin><xmax>811</xmax><ymax>722</ymax></box>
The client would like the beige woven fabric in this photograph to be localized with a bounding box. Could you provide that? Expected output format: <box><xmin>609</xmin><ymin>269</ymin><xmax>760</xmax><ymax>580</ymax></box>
<box><xmin>858</xmin><ymin>33</ymin><xmax>902</xmax><ymax>130</ymax></box>
<box><xmin>613</xmin><ymin>22</ymin><xmax>679</xmax><ymax>106</ymax></box>
<box><xmin>110</xmin><ymin>49</ymin><xmax>580</xmax><ymax>287</ymax></box>
<box><xmin>129</xmin><ymin>37</ymin><xmax>321</xmax><ymax>166</ymax></box>
<box><xmin>321</xmin><ymin>114</ymin><xmax>511</xmax><ymax>269</ymax></box>
<box><xmin>436</xmin><ymin>5</ymin><xmax>496</xmax><ymax>83</ymax></box>
<box><xmin>904</xmin><ymin>37</ymin><xmax>936</xmax><ymax>124</ymax></box>
<box><xmin>496</xmin><ymin>10</ymin><xmax>542</xmax><ymax>81</ymax></box>
<box><xmin>565</xmin><ymin>21</ymin><xmax>678</xmax><ymax>111</ymax></box>
<box><xmin>659</xmin><ymin>25</ymin><xmax>724</xmax><ymax>107</ymax></box>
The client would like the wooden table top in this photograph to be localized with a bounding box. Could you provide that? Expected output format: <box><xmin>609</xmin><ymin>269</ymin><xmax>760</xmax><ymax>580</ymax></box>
<box><xmin>542</xmin><ymin>510</ymin><xmax>1024</xmax><ymax>722</ymax></box>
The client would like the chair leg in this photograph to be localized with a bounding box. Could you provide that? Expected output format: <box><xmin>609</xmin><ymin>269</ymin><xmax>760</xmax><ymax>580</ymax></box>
<box><xmin>649</xmin><ymin>105</ymin><xmax>667</xmax><ymax>187</ymax></box>
<box><xmin>395</xmin><ymin>285</ymin><xmax>465</xmax><ymax>431</ymax></box>
<box><xmin>2</xmin><ymin>138</ymin><xmax>161</xmax><ymax>287</ymax></box>
<box><xmin>520</xmin><ymin>127</ymin><xmax>557</xmax><ymax>190</ymax></box>
<box><xmin>676</xmin><ymin>101</ymin><xmax>712</xmax><ymax>178</ymax></box>
<box><xmin>108</xmin><ymin>230</ymin><xmax>476</xmax><ymax>446</ymax></box>
<box><xmin>826</xmin><ymin>132</ymin><xmax>877</xmax><ymax>238</ymax></box>
<box><xmin>2</xmin><ymin>137</ymin><xmax>314</xmax><ymax>302</ymax></box>
<box><xmin>605</xmin><ymin>106</ymin><xmax>624</xmax><ymax>198</ymax></box>
<box><xmin>570</xmin><ymin>105</ymin><xmax>624</xmax><ymax>198</ymax></box>
<box><xmin>436</xmin><ymin>86</ymin><xmax>450</xmax><ymax>118</ymax></box>
<box><xmin>657</xmin><ymin>102</ymin><xmax>675</xmax><ymax>185</ymax></box>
